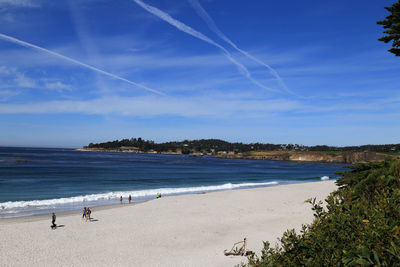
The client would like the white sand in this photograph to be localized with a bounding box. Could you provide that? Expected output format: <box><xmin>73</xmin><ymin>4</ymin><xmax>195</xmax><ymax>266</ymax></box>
<box><xmin>0</xmin><ymin>181</ymin><xmax>337</xmax><ymax>267</ymax></box>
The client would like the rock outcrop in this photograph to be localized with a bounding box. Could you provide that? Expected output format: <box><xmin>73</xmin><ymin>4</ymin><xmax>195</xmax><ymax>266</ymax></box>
<box><xmin>218</xmin><ymin>151</ymin><xmax>397</xmax><ymax>163</ymax></box>
<box><xmin>76</xmin><ymin>147</ymin><xmax>398</xmax><ymax>163</ymax></box>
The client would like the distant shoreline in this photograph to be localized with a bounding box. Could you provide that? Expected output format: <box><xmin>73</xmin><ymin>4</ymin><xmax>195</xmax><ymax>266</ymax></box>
<box><xmin>76</xmin><ymin>147</ymin><xmax>398</xmax><ymax>163</ymax></box>
<box><xmin>76</xmin><ymin>147</ymin><xmax>181</xmax><ymax>155</ymax></box>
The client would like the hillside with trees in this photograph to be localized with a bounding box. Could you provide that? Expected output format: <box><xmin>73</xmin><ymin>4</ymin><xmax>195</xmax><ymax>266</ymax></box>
<box><xmin>83</xmin><ymin>138</ymin><xmax>400</xmax><ymax>155</ymax></box>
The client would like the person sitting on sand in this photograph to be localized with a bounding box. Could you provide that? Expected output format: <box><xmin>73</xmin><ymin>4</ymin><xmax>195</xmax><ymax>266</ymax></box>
<box><xmin>51</xmin><ymin>213</ymin><xmax>56</xmax><ymax>229</ymax></box>
<box><xmin>128</xmin><ymin>194</ymin><xmax>132</xmax><ymax>203</ymax></box>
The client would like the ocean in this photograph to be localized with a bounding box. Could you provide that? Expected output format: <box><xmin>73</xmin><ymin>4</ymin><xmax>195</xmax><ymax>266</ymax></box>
<box><xmin>0</xmin><ymin>147</ymin><xmax>346</xmax><ymax>218</ymax></box>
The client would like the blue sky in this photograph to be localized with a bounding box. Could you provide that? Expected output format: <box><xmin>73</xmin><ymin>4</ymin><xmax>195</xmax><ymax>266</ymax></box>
<box><xmin>0</xmin><ymin>0</ymin><xmax>399</xmax><ymax>147</ymax></box>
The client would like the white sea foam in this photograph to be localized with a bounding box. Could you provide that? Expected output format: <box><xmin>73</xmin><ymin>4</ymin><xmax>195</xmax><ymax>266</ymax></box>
<box><xmin>320</xmin><ymin>176</ymin><xmax>330</xmax><ymax>180</ymax></box>
<box><xmin>0</xmin><ymin>181</ymin><xmax>278</xmax><ymax>210</ymax></box>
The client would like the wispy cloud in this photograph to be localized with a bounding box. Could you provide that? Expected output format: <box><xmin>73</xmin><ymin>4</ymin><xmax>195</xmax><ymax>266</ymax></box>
<box><xmin>0</xmin><ymin>33</ymin><xmax>166</xmax><ymax>95</ymax></box>
<box><xmin>187</xmin><ymin>0</ymin><xmax>294</xmax><ymax>96</ymax></box>
<box><xmin>0</xmin><ymin>89</ymin><xmax>20</xmax><ymax>100</ymax></box>
<box><xmin>0</xmin><ymin>0</ymin><xmax>39</xmax><ymax>8</ymax></box>
<box><xmin>0</xmin><ymin>65</ymin><xmax>35</xmax><ymax>88</ymax></box>
<box><xmin>43</xmin><ymin>81</ymin><xmax>72</xmax><ymax>92</ymax></box>
<box><xmin>132</xmin><ymin>0</ymin><xmax>280</xmax><ymax>93</ymax></box>
<box><xmin>0</xmin><ymin>44</ymin><xmax>232</xmax><ymax>71</ymax></box>
<box><xmin>14</xmin><ymin>72</ymin><xmax>35</xmax><ymax>88</ymax></box>
<box><xmin>0</xmin><ymin>92</ymin><xmax>398</xmax><ymax>131</ymax></box>
<box><xmin>0</xmin><ymin>65</ymin><xmax>71</xmax><ymax>93</ymax></box>
<box><xmin>0</xmin><ymin>95</ymin><xmax>300</xmax><ymax>117</ymax></box>
<box><xmin>0</xmin><ymin>65</ymin><xmax>12</xmax><ymax>75</ymax></box>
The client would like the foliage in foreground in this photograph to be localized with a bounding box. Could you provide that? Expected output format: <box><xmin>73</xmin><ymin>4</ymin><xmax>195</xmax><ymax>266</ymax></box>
<box><xmin>247</xmin><ymin>159</ymin><xmax>400</xmax><ymax>266</ymax></box>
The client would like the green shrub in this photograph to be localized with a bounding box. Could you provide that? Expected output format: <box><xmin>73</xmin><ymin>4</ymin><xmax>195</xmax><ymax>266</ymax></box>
<box><xmin>246</xmin><ymin>160</ymin><xmax>400</xmax><ymax>266</ymax></box>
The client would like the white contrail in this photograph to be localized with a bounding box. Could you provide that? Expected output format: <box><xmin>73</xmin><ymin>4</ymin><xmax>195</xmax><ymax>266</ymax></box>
<box><xmin>0</xmin><ymin>33</ymin><xmax>165</xmax><ymax>96</ymax></box>
<box><xmin>188</xmin><ymin>0</ymin><xmax>294</xmax><ymax>96</ymax></box>
<box><xmin>132</xmin><ymin>0</ymin><xmax>279</xmax><ymax>93</ymax></box>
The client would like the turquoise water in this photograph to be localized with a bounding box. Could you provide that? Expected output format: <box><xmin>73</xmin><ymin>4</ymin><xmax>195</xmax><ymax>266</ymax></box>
<box><xmin>0</xmin><ymin>147</ymin><xmax>345</xmax><ymax>217</ymax></box>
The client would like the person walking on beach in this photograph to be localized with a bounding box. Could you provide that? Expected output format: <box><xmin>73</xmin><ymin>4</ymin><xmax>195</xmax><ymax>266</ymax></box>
<box><xmin>128</xmin><ymin>194</ymin><xmax>132</xmax><ymax>204</ymax></box>
<box><xmin>86</xmin><ymin>207</ymin><xmax>91</xmax><ymax>222</ymax></box>
<box><xmin>82</xmin><ymin>207</ymin><xmax>87</xmax><ymax>220</ymax></box>
<box><xmin>51</xmin><ymin>213</ymin><xmax>56</xmax><ymax>229</ymax></box>
<box><xmin>120</xmin><ymin>196</ymin><xmax>123</xmax><ymax>204</ymax></box>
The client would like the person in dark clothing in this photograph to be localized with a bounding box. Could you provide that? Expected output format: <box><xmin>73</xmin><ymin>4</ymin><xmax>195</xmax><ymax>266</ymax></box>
<box><xmin>86</xmin><ymin>207</ymin><xmax>91</xmax><ymax>222</ymax></box>
<box><xmin>128</xmin><ymin>195</ymin><xmax>132</xmax><ymax>203</ymax></box>
<box><xmin>82</xmin><ymin>207</ymin><xmax>87</xmax><ymax>220</ymax></box>
<box><xmin>51</xmin><ymin>213</ymin><xmax>57</xmax><ymax>229</ymax></box>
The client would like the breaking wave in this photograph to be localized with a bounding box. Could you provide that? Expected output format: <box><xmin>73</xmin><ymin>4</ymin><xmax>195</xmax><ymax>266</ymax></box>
<box><xmin>320</xmin><ymin>176</ymin><xmax>330</xmax><ymax>180</ymax></box>
<box><xmin>0</xmin><ymin>181</ymin><xmax>278</xmax><ymax>210</ymax></box>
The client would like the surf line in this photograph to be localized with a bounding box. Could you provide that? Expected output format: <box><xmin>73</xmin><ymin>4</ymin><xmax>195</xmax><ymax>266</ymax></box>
<box><xmin>0</xmin><ymin>181</ymin><xmax>279</xmax><ymax>210</ymax></box>
<box><xmin>132</xmin><ymin>0</ymin><xmax>280</xmax><ymax>93</ymax></box>
<box><xmin>0</xmin><ymin>33</ymin><xmax>166</xmax><ymax>96</ymax></box>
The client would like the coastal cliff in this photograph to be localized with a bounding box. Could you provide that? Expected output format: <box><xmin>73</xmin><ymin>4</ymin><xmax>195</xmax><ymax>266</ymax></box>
<box><xmin>76</xmin><ymin>147</ymin><xmax>398</xmax><ymax>163</ymax></box>
<box><xmin>217</xmin><ymin>151</ymin><xmax>398</xmax><ymax>163</ymax></box>
<box><xmin>79</xmin><ymin>138</ymin><xmax>400</xmax><ymax>163</ymax></box>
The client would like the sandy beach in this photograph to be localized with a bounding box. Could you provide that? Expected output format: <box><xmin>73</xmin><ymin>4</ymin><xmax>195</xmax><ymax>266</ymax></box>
<box><xmin>0</xmin><ymin>181</ymin><xmax>337</xmax><ymax>267</ymax></box>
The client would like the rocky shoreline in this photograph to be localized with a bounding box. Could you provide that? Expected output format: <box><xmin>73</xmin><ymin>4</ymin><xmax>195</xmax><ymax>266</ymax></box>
<box><xmin>217</xmin><ymin>151</ymin><xmax>398</xmax><ymax>163</ymax></box>
<box><xmin>76</xmin><ymin>148</ymin><xmax>398</xmax><ymax>163</ymax></box>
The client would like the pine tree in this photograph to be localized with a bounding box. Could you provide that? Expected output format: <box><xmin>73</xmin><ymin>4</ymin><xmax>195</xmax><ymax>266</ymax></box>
<box><xmin>377</xmin><ymin>1</ymin><xmax>400</xmax><ymax>56</ymax></box>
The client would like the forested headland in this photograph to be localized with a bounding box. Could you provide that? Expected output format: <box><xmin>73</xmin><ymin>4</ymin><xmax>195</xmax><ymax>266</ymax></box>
<box><xmin>79</xmin><ymin>138</ymin><xmax>400</xmax><ymax>163</ymax></box>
